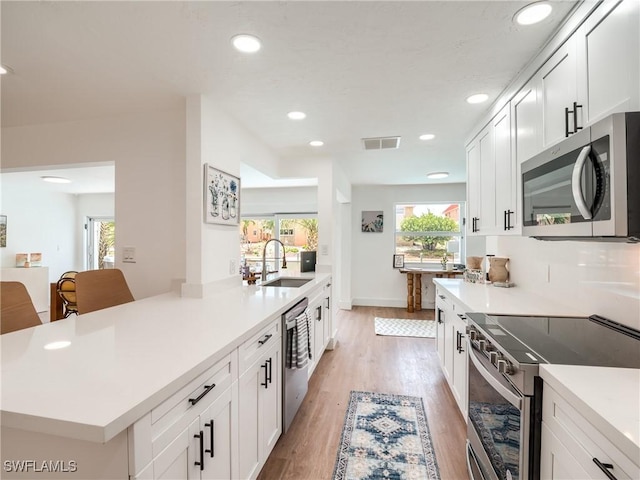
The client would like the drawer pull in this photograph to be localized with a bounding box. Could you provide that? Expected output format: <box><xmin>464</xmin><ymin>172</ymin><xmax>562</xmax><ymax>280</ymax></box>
<box><xmin>438</xmin><ymin>294</ymin><xmax>445</xmax><ymax>300</ymax></box>
<box><xmin>189</xmin><ymin>383</ymin><xmax>216</xmax><ymax>406</ymax></box>
<box><xmin>258</xmin><ymin>334</ymin><xmax>273</xmax><ymax>346</ymax></box>
<box><xmin>592</xmin><ymin>458</ymin><xmax>617</xmax><ymax>480</ymax></box>
<box><xmin>194</xmin><ymin>431</ymin><xmax>204</xmax><ymax>470</ymax></box>
<box><xmin>266</xmin><ymin>358</ymin><xmax>273</xmax><ymax>384</ymax></box>
<box><xmin>205</xmin><ymin>420</ymin><xmax>214</xmax><ymax>458</ymax></box>
<box><xmin>437</xmin><ymin>308</ymin><xmax>443</xmax><ymax>324</ymax></box>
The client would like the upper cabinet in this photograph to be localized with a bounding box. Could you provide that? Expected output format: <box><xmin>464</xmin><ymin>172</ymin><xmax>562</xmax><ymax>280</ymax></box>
<box><xmin>577</xmin><ymin>0</ymin><xmax>640</xmax><ymax>125</ymax></box>
<box><xmin>467</xmin><ymin>104</ymin><xmax>519</xmax><ymax>236</ymax></box>
<box><xmin>467</xmin><ymin>0</ymin><xmax>638</xmax><ymax>237</ymax></box>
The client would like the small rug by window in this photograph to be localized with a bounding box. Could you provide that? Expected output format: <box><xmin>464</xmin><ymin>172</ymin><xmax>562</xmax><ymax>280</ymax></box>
<box><xmin>374</xmin><ymin>317</ymin><xmax>436</xmax><ymax>338</ymax></box>
<box><xmin>332</xmin><ymin>391</ymin><xmax>441</xmax><ymax>480</ymax></box>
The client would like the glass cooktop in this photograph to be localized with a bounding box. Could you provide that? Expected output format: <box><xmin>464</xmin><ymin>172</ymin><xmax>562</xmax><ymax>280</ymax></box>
<box><xmin>466</xmin><ymin>312</ymin><xmax>640</xmax><ymax>368</ymax></box>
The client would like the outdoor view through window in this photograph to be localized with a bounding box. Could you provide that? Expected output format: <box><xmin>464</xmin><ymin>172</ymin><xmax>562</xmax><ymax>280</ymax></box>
<box><xmin>395</xmin><ymin>203</ymin><xmax>464</xmax><ymax>266</ymax></box>
<box><xmin>240</xmin><ymin>216</ymin><xmax>318</xmax><ymax>275</ymax></box>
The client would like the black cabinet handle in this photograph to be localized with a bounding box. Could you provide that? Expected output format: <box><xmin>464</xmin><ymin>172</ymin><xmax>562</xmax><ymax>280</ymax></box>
<box><xmin>194</xmin><ymin>431</ymin><xmax>204</xmax><ymax>470</ymax></box>
<box><xmin>438</xmin><ymin>294</ymin><xmax>445</xmax><ymax>300</ymax></box>
<box><xmin>593</xmin><ymin>458</ymin><xmax>617</xmax><ymax>480</ymax></box>
<box><xmin>437</xmin><ymin>308</ymin><xmax>443</xmax><ymax>324</ymax></box>
<box><xmin>258</xmin><ymin>333</ymin><xmax>273</xmax><ymax>346</ymax></box>
<box><xmin>316</xmin><ymin>305</ymin><xmax>322</xmax><ymax>321</ymax></box>
<box><xmin>456</xmin><ymin>331</ymin><xmax>465</xmax><ymax>353</ymax></box>
<box><xmin>261</xmin><ymin>362</ymin><xmax>269</xmax><ymax>388</ymax></box>
<box><xmin>506</xmin><ymin>210</ymin><xmax>514</xmax><ymax>230</ymax></box>
<box><xmin>472</xmin><ymin>217</ymin><xmax>479</xmax><ymax>233</ymax></box>
<box><xmin>504</xmin><ymin>210</ymin><xmax>508</xmax><ymax>231</ymax></box>
<box><xmin>205</xmin><ymin>420</ymin><xmax>214</xmax><ymax>458</ymax></box>
<box><xmin>325</xmin><ymin>297</ymin><xmax>330</xmax><ymax>309</ymax></box>
<box><xmin>565</xmin><ymin>106</ymin><xmax>571</xmax><ymax>137</ymax></box>
<box><xmin>189</xmin><ymin>384</ymin><xmax>216</xmax><ymax>406</ymax></box>
<box><xmin>266</xmin><ymin>357</ymin><xmax>272</xmax><ymax>384</ymax></box>
<box><xmin>573</xmin><ymin>102</ymin><xmax>583</xmax><ymax>132</ymax></box>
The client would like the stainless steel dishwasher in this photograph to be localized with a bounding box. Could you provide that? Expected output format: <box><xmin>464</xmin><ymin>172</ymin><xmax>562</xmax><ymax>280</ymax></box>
<box><xmin>282</xmin><ymin>297</ymin><xmax>309</xmax><ymax>433</ymax></box>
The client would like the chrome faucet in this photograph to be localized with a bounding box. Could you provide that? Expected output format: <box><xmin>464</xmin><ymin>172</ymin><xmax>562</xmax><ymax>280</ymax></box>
<box><xmin>261</xmin><ymin>238</ymin><xmax>287</xmax><ymax>281</ymax></box>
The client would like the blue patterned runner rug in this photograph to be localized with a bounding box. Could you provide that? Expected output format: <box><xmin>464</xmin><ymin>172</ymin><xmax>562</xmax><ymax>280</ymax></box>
<box><xmin>332</xmin><ymin>391</ymin><xmax>441</xmax><ymax>480</ymax></box>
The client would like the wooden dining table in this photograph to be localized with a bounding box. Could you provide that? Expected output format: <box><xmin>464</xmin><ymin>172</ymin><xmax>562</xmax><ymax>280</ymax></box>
<box><xmin>399</xmin><ymin>267</ymin><xmax>462</xmax><ymax>312</ymax></box>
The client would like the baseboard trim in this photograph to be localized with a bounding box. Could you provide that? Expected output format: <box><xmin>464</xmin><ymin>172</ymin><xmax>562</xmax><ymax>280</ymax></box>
<box><xmin>351</xmin><ymin>298</ymin><xmax>407</xmax><ymax>308</ymax></box>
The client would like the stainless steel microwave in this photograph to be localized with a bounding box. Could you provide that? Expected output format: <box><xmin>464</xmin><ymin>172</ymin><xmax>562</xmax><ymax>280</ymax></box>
<box><xmin>521</xmin><ymin>112</ymin><xmax>640</xmax><ymax>242</ymax></box>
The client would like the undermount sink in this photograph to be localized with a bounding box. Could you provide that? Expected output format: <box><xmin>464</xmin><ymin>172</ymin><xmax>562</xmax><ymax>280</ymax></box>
<box><xmin>261</xmin><ymin>277</ymin><xmax>312</xmax><ymax>288</ymax></box>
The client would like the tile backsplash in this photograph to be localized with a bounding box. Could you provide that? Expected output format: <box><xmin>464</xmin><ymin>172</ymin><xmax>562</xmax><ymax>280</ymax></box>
<box><xmin>487</xmin><ymin>236</ymin><xmax>640</xmax><ymax>330</ymax></box>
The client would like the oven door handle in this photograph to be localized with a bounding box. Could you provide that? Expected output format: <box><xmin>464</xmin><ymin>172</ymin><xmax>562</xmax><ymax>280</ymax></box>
<box><xmin>571</xmin><ymin>145</ymin><xmax>593</xmax><ymax>220</ymax></box>
<box><xmin>468</xmin><ymin>346</ymin><xmax>522</xmax><ymax>409</ymax></box>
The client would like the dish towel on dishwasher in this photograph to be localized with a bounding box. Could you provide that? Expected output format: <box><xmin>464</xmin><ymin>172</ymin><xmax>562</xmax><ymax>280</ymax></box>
<box><xmin>286</xmin><ymin>309</ymin><xmax>311</xmax><ymax>369</ymax></box>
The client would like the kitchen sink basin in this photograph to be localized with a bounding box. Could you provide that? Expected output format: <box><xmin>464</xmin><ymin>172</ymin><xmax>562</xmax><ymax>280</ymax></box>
<box><xmin>261</xmin><ymin>278</ymin><xmax>312</xmax><ymax>288</ymax></box>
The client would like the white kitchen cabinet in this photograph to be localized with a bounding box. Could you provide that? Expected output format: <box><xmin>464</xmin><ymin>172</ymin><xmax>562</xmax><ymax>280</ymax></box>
<box><xmin>539</xmin><ymin>37</ymin><xmax>580</xmax><ymax>147</ymax></box>
<box><xmin>541</xmin><ymin>382</ymin><xmax>640</xmax><ymax>480</ymax></box>
<box><xmin>131</xmin><ymin>353</ymin><xmax>237</xmax><ymax>480</ymax></box>
<box><xmin>576</xmin><ymin>0</ymin><xmax>640</xmax><ymax>125</ymax></box>
<box><xmin>512</xmin><ymin>79</ymin><xmax>542</xmax><ymax>165</ymax></box>
<box><xmin>435</xmin><ymin>287</ymin><xmax>468</xmax><ymax>419</ymax></box>
<box><xmin>238</xmin><ymin>320</ymin><xmax>281</xmax><ymax>480</ymax></box>
<box><xmin>466</xmin><ymin>103</ymin><xmax>518</xmax><ymax>236</ymax></box>
<box><xmin>306</xmin><ymin>279</ymin><xmax>331</xmax><ymax>376</ymax></box>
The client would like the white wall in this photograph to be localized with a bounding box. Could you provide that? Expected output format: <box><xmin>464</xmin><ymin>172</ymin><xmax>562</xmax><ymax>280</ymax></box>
<box><xmin>242</xmin><ymin>187</ymin><xmax>317</xmax><ymax>215</ymax></box>
<box><xmin>351</xmin><ymin>183</ymin><xmax>466</xmax><ymax>308</ymax></box>
<box><xmin>488</xmin><ymin>235</ymin><xmax>640</xmax><ymax>330</ymax></box>
<box><xmin>0</xmin><ymin>181</ymin><xmax>77</xmax><ymax>283</ymax></box>
<box><xmin>2</xmin><ymin>108</ymin><xmax>187</xmax><ymax>299</ymax></box>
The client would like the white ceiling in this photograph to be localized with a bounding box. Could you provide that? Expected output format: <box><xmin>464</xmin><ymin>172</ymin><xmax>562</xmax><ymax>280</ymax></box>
<box><xmin>1</xmin><ymin>1</ymin><xmax>578</xmax><ymax>190</ymax></box>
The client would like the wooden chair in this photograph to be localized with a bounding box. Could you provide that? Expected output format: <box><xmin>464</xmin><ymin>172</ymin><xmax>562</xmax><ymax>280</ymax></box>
<box><xmin>75</xmin><ymin>269</ymin><xmax>135</xmax><ymax>315</ymax></box>
<box><xmin>1</xmin><ymin>281</ymin><xmax>42</xmax><ymax>334</ymax></box>
<box><xmin>56</xmin><ymin>271</ymin><xmax>78</xmax><ymax>318</ymax></box>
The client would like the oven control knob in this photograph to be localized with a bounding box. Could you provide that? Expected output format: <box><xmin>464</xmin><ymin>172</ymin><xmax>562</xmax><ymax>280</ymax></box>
<box><xmin>489</xmin><ymin>351</ymin><xmax>499</xmax><ymax>364</ymax></box>
<box><xmin>478</xmin><ymin>339</ymin><xmax>490</xmax><ymax>351</ymax></box>
<box><xmin>497</xmin><ymin>359</ymin><xmax>514</xmax><ymax>375</ymax></box>
<box><xmin>469</xmin><ymin>329</ymin><xmax>478</xmax><ymax>341</ymax></box>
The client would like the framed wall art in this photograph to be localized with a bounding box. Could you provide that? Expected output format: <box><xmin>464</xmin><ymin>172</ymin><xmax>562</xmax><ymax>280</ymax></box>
<box><xmin>361</xmin><ymin>210</ymin><xmax>383</xmax><ymax>232</ymax></box>
<box><xmin>204</xmin><ymin>164</ymin><xmax>240</xmax><ymax>226</ymax></box>
<box><xmin>393</xmin><ymin>254</ymin><xmax>404</xmax><ymax>269</ymax></box>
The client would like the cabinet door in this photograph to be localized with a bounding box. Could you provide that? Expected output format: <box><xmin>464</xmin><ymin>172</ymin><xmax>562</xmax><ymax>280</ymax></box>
<box><xmin>443</xmin><ymin>311</ymin><xmax>455</xmax><ymax>383</ymax></box>
<box><xmin>540</xmin><ymin>38</ymin><xmax>579</xmax><ymax>147</ymax></box>
<box><xmin>578</xmin><ymin>0</ymin><xmax>640</xmax><ymax>124</ymax></box>
<box><xmin>238</xmin><ymin>362</ymin><xmax>262</xmax><ymax>480</ymax></box>
<box><xmin>146</xmin><ymin>419</ymin><xmax>198</xmax><ymax>480</ymax></box>
<box><xmin>261</xmin><ymin>345</ymin><xmax>281</xmax><ymax>457</ymax></box>
<box><xmin>435</xmin><ymin>305</ymin><xmax>446</xmax><ymax>367</ymax></box>
<box><xmin>466</xmin><ymin>140</ymin><xmax>481</xmax><ymax>236</ymax></box>
<box><xmin>540</xmin><ymin>423</ymin><xmax>592</xmax><ymax>480</ymax></box>
<box><xmin>451</xmin><ymin>314</ymin><xmax>468</xmax><ymax>418</ymax></box>
<box><xmin>493</xmin><ymin>104</ymin><xmax>517</xmax><ymax>233</ymax></box>
<box><xmin>513</xmin><ymin>79</ymin><xmax>542</xmax><ymax>164</ymax></box>
<box><xmin>200</xmin><ymin>388</ymin><xmax>233</xmax><ymax>480</ymax></box>
<box><xmin>313</xmin><ymin>302</ymin><xmax>324</xmax><ymax>365</ymax></box>
<box><xmin>478</xmin><ymin>125</ymin><xmax>496</xmax><ymax>234</ymax></box>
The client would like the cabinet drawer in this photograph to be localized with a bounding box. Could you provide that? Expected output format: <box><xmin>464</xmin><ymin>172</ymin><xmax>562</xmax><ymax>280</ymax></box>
<box><xmin>543</xmin><ymin>385</ymin><xmax>639</xmax><ymax>479</ymax></box>
<box><xmin>239</xmin><ymin>319</ymin><xmax>280</xmax><ymax>375</ymax></box>
<box><xmin>150</xmin><ymin>354</ymin><xmax>234</xmax><ymax>457</ymax></box>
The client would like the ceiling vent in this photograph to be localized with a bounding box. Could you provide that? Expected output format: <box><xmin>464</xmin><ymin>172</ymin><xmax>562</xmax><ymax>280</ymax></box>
<box><xmin>362</xmin><ymin>136</ymin><xmax>401</xmax><ymax>150</ymax></box>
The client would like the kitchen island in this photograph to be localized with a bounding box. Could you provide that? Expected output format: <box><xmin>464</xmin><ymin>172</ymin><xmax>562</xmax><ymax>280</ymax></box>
<box><xmin>1</xmin><ymin>272</ymin><xmax>331</xmax><ymax>479</ymax></box>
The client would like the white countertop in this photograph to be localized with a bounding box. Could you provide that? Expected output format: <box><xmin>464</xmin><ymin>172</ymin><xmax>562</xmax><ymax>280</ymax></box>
<box><xmin>0</xmin><ymin>273</ymin><xmax>330</xmax><ymax>443</ymax></box>
<box><xmin>540</xmin><ymin>365</ymin><xmax>640</xmax><ymax>466</ymax></box>
<box><xmin>432</xmin><ymin>278</ymin><xmax>590</xmax><ymax>317</ymax></box>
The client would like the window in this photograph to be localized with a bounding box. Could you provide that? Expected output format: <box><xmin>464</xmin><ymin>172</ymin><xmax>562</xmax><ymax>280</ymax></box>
<box><xmin>394</xmin><ymin>203</ymin><xmax>465</xmax><ymax>266</ymax></box>
<box><xmin>240</xmin><ymin>214</ymin><xmax>318</xmax><ymax>274</ymax></box>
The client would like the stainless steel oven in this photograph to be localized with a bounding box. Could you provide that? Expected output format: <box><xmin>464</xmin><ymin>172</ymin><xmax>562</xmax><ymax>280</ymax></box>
<box><xmin>465</xmin><ymin>313</ymin><xmax>640</xmax><ymax>480</ymax></box>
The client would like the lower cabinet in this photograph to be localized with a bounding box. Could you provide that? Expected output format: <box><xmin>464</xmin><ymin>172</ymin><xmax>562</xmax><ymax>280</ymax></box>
<box><xmin>141</xmin><ymin>387</ymin><xmax>234</xmax><ymax>480</ymax></box>
<box><xmin>237</xmin><ymin>334</ymin><xmax>281</xmax><ymax>480</ymax></box>
<box><xmin>541</xmin><ymin>383</ymin><xmax>640</xmax><ymax>480</ymax></box>
<box><xmin>435</xmin><ymin>287</ymin><xmax>469</xmax><ymax>420</ymax></box>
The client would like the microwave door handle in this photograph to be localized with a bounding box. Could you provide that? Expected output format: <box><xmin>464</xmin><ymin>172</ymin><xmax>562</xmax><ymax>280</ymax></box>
<box><xmin>571</xmin><ymin>145</ymin><xmax>593</xmax><ymax>220</ymax></box>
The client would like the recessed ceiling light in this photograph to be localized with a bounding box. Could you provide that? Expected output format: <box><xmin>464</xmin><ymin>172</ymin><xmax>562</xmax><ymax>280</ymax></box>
<box><xmin>0</xmin><ymin>64</ymin><xmax>13</xmax><ymax>75</ymax></box>
<box><xmin>466</xmin><ymin>93</ymin><xmax>489</xmax><ymax>104</ymax></box>
<box><xmin>287</xmin><ymin>111</ymin><xmax>306</xmax><ymax>120</ymax></box>
<box><xmin>231</xmin><ymin>34</ymin><xmax>261</xmax><ymax>53</ymax></box>
<box><xmin>427</xmin><ymin>172</ymin><xmax>449</xmax><ymax>180</ymax></box>
<box><xmin>515</xmin><ymin>2</ymin><xmax>553</xmax><ymax>25</ymax></box>
<box><xmin>309</xmin><ymin>140</ymin><xmax>324</xmax><ymax>147</ymax></box>
<box><xmin>41</xmin><ymin>176</ymin><xmax>71</xmax><ymax>184</ymax></box>
<box><xmin>419</xmin><ymin>134</ymin><xmax>435</xmax><ymax>141</ymax></box>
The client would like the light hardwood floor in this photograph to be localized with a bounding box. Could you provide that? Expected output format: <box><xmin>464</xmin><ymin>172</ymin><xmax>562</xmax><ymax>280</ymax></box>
<box><xmin>257</xmin><ymin>306</ymin><xmax>469</xmax><ymax>480</ymax></box>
